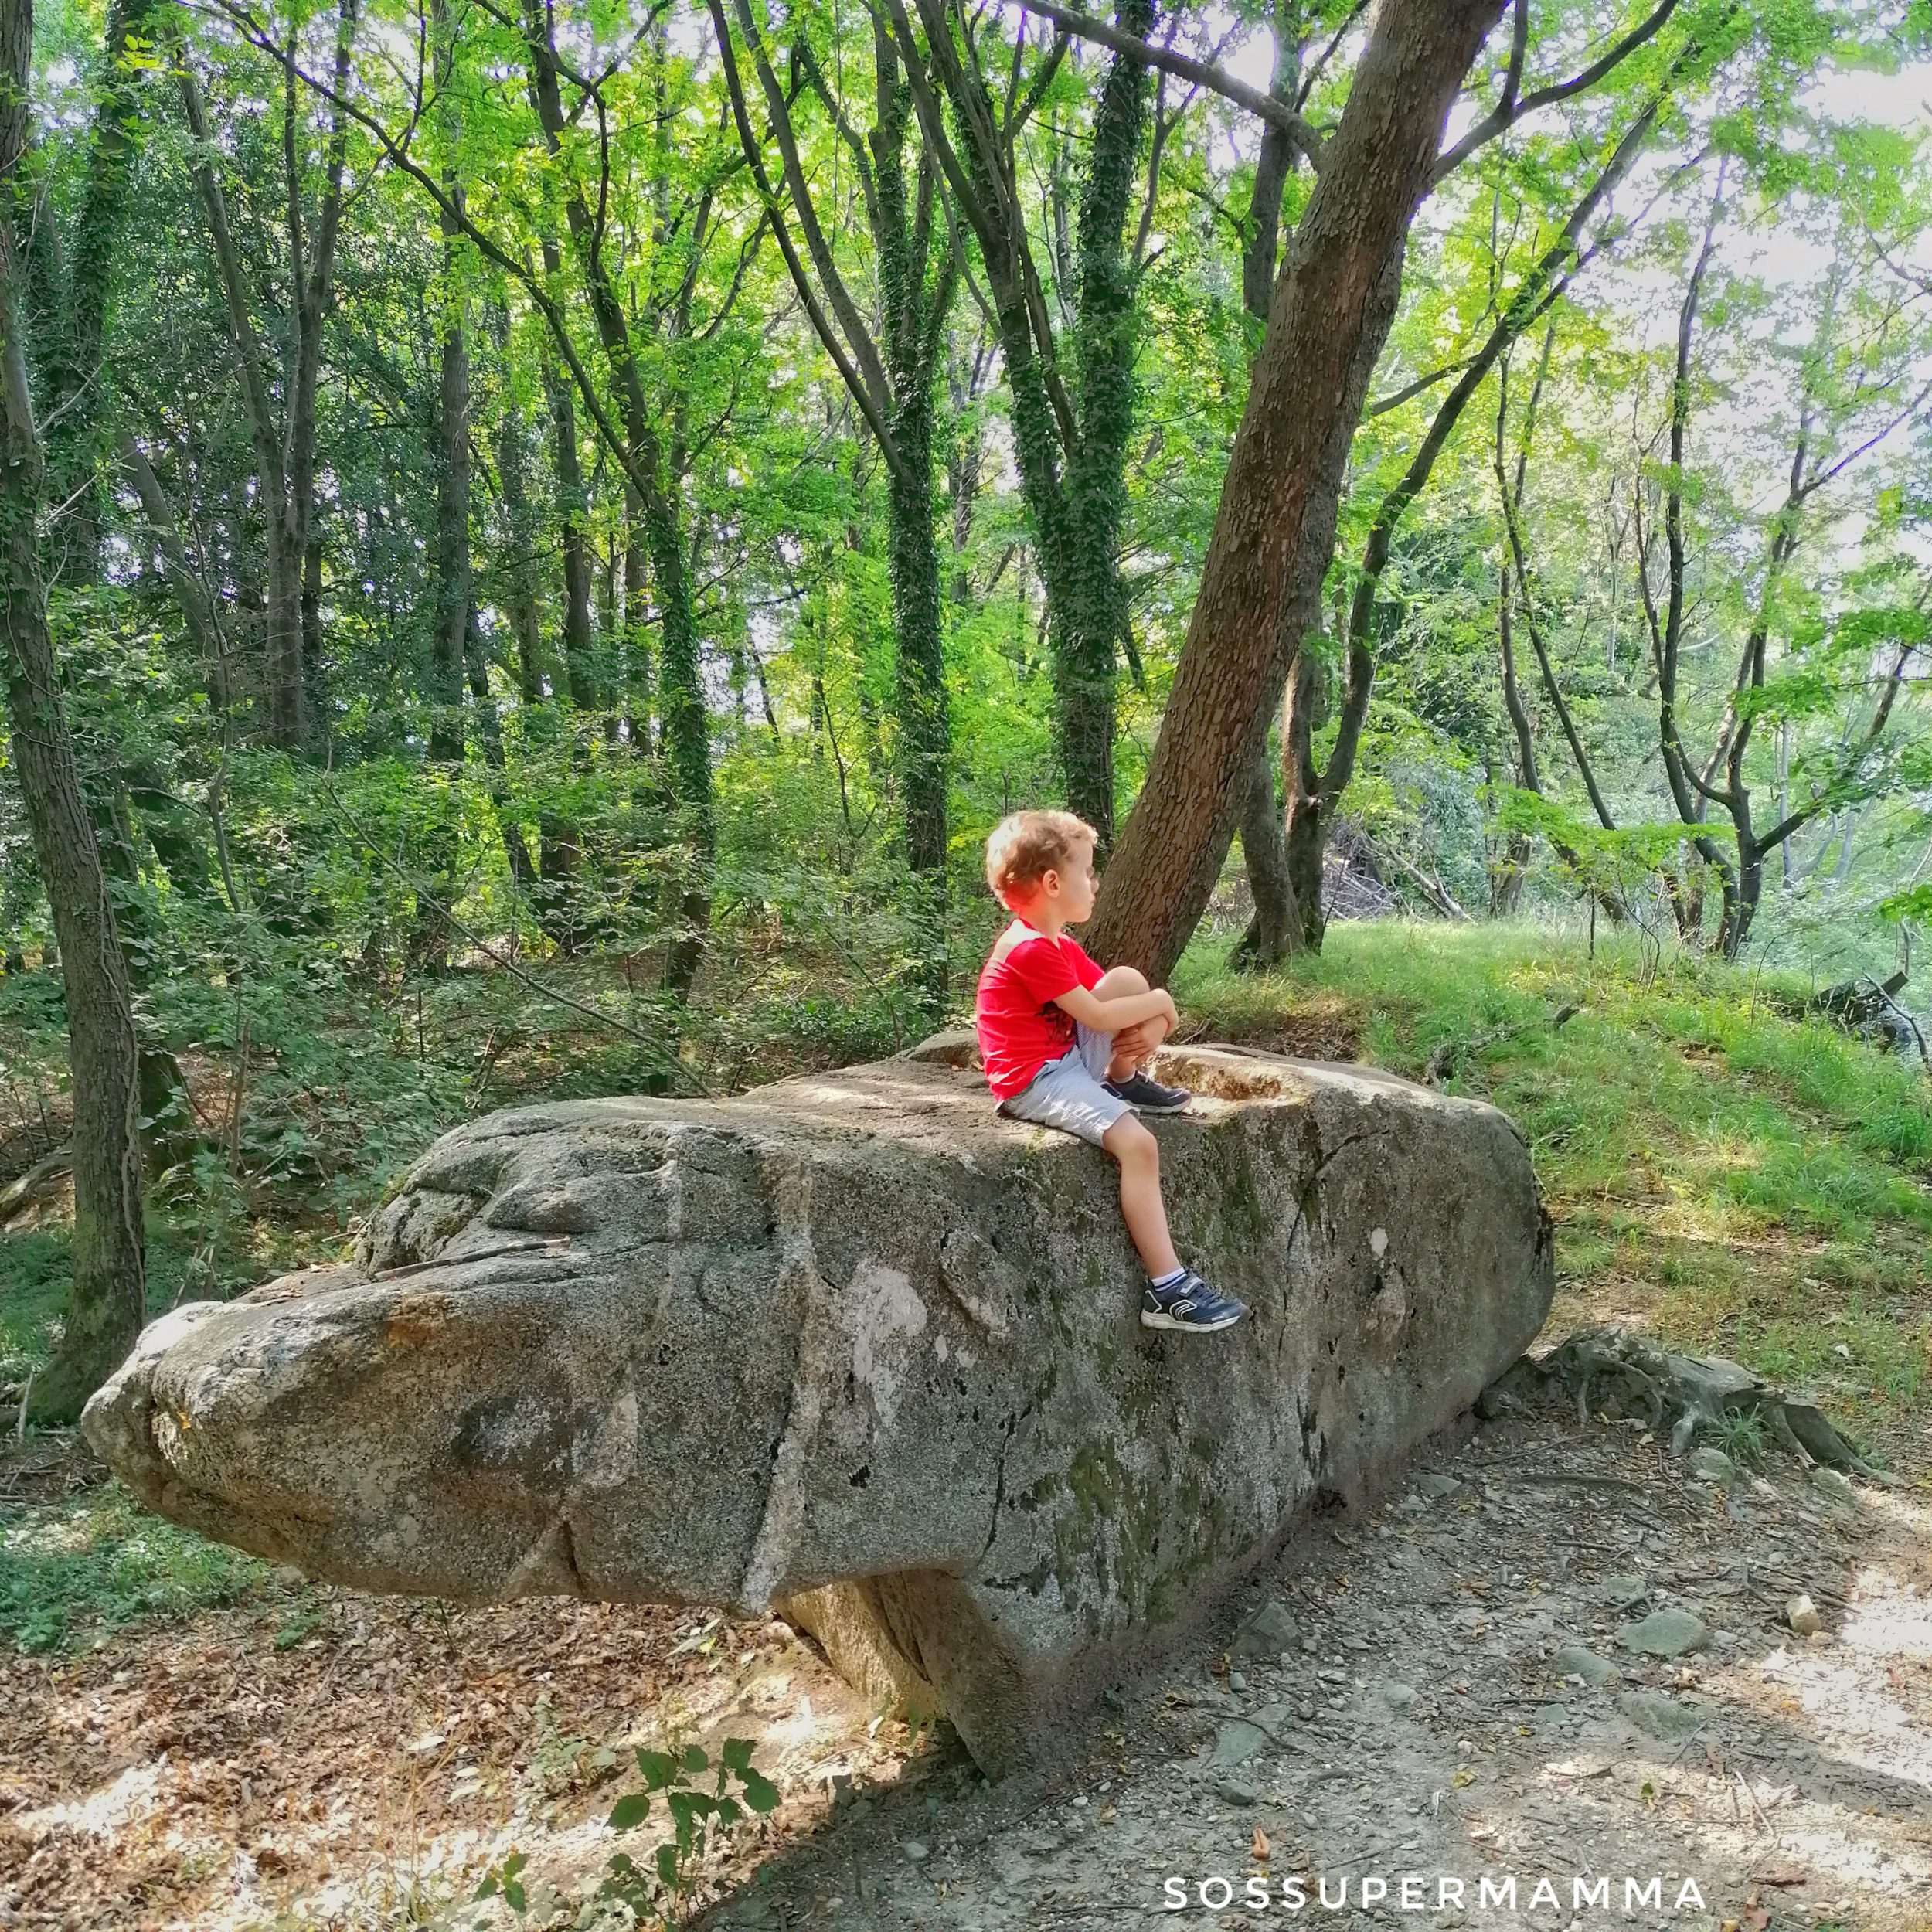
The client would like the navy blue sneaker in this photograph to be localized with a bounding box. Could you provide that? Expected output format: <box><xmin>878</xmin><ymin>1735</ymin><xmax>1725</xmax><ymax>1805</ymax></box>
<box><xmin>1104</xmin><ymin>1070</ymin><xmax>1191</xmax><ymax>1114</ymax></box>
<box><xmin>1141</xmin><ymin>1270</ymin><xmax>1247</xmax><ymax>1332</ymax></box>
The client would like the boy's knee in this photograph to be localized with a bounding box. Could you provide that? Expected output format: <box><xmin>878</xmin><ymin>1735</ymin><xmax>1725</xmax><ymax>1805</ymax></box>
<box><xmin>1103</xmin><ymin>1114</ymin><xmax>1157</xmax><ymax>1165</ymax></box>
<box><xmin>1093</xmin><ymin>964</ymin><xmax>1149</xmax><ymax>998</ymax></box>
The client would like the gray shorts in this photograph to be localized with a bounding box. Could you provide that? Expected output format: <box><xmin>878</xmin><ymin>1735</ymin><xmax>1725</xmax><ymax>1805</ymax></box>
<box><xmin>996</xmin><ymin>1023</ymin><xmax>1130</xmax><ymax>1146</ymax></box>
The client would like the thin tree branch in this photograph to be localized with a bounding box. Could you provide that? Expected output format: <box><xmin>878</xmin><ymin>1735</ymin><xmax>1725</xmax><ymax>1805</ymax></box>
<box><xmin>1434</xmin><ymin>0</ymin><xmax>1685</xmax><ymax>182</ymax></box>
<box><xmin>1019</xmin><ymin>0</ymin><xmax>1328</xmax><ymax>171</ymax></box>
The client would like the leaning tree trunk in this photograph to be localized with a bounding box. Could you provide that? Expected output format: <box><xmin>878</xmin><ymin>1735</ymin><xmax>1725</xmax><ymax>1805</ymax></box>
<box><xmin>0</xmin><ymin>0</ymin><xmax>146</xmax><ymax>1421</ymax></box>
<box><xmin>1084</xmin><ymin>0</ymin><xmax>1509</xmax><ymax>981</ymax></box>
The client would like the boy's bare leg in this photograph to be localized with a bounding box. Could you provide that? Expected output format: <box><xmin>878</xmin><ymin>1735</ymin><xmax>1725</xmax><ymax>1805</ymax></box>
<box><xmin>1090</xmin><ymin>965</ymin><xmax>1171</xmax><ymax>1081</ymax></box>
<box><xmin>1101</xmin><ymin>1114</ymin><xmax>1181</xmax><ymax>1278</ymax></box>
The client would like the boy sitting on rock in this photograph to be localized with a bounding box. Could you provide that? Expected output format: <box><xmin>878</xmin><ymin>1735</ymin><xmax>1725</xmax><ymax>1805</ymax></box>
<box><xmin>975</xmin><ymin>809</ymin><xmax>1247</xmax><ymax>1334</ymax></box>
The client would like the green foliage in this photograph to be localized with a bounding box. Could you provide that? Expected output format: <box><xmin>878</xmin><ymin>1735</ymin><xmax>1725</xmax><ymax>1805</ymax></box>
<box><xmin>474</xmin><ymin>1733</ymin><xmax>780</xmax><ymax>1930</ymax></box>
<box><xmin>0</xmin><ymin>1480</ymin><xmax>274</xmax><ymax>1654</ymax></box>
<box><xmin>1181</xmin><ymin>920</ymin><xmax>1931</xmax><ymax>1454</ymax></box>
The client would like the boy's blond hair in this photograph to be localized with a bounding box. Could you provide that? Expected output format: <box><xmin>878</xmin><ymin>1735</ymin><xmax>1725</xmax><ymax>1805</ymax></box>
<box><xmin>985</xmin><ymin>808</ymin><xmax>1097</xmax><ymax>902</ymax></box>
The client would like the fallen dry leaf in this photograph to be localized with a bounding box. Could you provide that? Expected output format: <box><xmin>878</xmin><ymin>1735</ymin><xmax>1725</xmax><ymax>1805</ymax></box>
<box><xmin>1252</xmin><ymin>1828</ymin><xmax>1270</xmax><ymax>1861</ymax></box>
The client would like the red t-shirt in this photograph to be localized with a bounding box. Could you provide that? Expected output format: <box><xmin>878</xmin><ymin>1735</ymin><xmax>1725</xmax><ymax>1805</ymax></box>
<box><xmin>974</xmin><ymin>920</ymin><xmax>1104</xmax><ymax>1099</ymax></box>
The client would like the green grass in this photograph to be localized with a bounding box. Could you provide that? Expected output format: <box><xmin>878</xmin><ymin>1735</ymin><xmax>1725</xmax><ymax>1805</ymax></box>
<box><xmin>1</xmin><ymin>1479</ymin><xmax>280</xmax><ymax>1654</ymax></box>
<box><xmin>0</xmin><ymin>1229</ymin><xmax>75</xmax><ymax>1383</ymax></box>
<box><xmin>0</xmin><ymin>1221</ymin><xmax>267</xmax><ymax>1386</ymax></box>
<box><xmin>1177</xmin><ymin>919</ymin><xmax>1932</xmax><ymax>1470</ymax></box>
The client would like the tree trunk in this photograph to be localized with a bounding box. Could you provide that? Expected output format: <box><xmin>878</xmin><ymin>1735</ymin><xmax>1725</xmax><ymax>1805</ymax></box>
<box><xmin>886</xmin><ymin>406</ymin><xmax>949</xmax><ymax>995</ymax></box>
<box><xmin>541</xmin><ymin>332</ymin><xmax>597</xmax><ymax>709</ymax></box>
<box><xmin>41</xmin><ymin>0</ymin><xmax>159</xmax><ymax>583</ymax></box>
<box><xmin>1229</xmin><ymin>6</ymin><xmax>1305</xmax><ymax>969</ymax></box>
<box><xmin>121</xmin><ymin>433</ymin><xmax>229</xmax><ymax>706</ymax></box>
<box><xmin>1228</xmin><ymin>726</ymin><xmax>1299</xmax><ymax>970</ymax></box>
<box><xmin>428</xmin><ymin>287</ymin><xmax>470</xmax><ymax>764</ymax></box>
<box><xmin>464</xmin><ymin>611</ymin><xmax>535</xmax><ymax>890</ymax></box>
<box><xmin>901</xmin><ymin>0</ymin><xmax>1153</xmax><ymax>848</ymax></box>
<box><xmin>1052</xmin><ymin>0</ymin><xmax>1157</xmax><ymax>848</ymax></box>
<box><xmin>1280</xmin><ymin>628</ymin><xmax>1331</xmax><ymax>951</ymax></box>
<box><xmin>947</xmin><ymin>384</ymin><xmax>981</xmax><ymax>611</ymax></box>
<box><xmin>1085</xmin><ymin>0</ymin><xmax>1508</xmax><ymax>980</ymax></box>
<box><xmin>622</xmin><ymin>485</ymin><xmax>651</xmax><ymax>748</ymax></box>
<box><xmin>492</xmin><ymin>338</ymin><xmax>549</xmax><ymax>705</ymax></box>
<box><xmin>0</xmin><ymin>0</ymin><xmax>146</xmax><ymax>1420</ymax></box>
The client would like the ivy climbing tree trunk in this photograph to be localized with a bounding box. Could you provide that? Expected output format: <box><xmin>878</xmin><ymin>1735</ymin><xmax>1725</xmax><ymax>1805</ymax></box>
<box><xmin>890</xmin><ymin>0</ymin><xmax>1158</xmax><ymax>847</ymax></box>
<box><xmin>40</xmin><ymin>0</ymin><xmax>159</xmax><ymax>583</ymax></box>
<box><xmin>0</xmin><ymin>0</ymin><xmax>146</xmax><ymax>1421</ymax></box>
<box><xmin>1229</xmin><ymin>1</ymin><xmax>1306</xmax><ymax>969</ymax></box>
<box><xmin>712</xmin><ymin>0</ymin><xmax>956</xmax><ymax>996</ymax></box>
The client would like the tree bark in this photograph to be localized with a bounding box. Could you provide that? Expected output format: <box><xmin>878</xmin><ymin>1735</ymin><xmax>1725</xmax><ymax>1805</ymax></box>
<box><xmin>539</xmin><ymin>315</ymin><xmax>598</xmax><ymax>709</ymax></box>
<box><xmin>464</xmin><ymin>610</ymin><xmax>535</xmax><ymax>890</ymax></box>
<box><xmin>490</xmin><ymin>308</ymin><xmax>549</xmax><ymax>706</ymax></box>
<box><xmin>1083</xmin><ymin>0</ymin><xmax>1507</xmax><ymax>980</ymax></box>
<box><xmin>1228</xmin><ymin>726</ymin><xmax>1298</xmax><ymax>969</ymax></box>
<box><xmin>622</xmin><ymin>485</ymin><xmax>651</xmax><ymax>749</ymax></box>
<box><xmin>892</xmin><ymin>0</ymin><xmax>1158</xmax><ymax>845</ymax></box>
<box><xmin>1228</xmin><ymin>3</ymin><xmax>1304</xmax><ymax>969</ymax></box>
<box><xmin>41</xmin><ymin>0</ymin><xmax>160</xmax><ymax>582</ymax></box>
<box><xmin>0</xmin><ymin>0</ymin><xmax>146</xmax><ymax>1420</ymax></box>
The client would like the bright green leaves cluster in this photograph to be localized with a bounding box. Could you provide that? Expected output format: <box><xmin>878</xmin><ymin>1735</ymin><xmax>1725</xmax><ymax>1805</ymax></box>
<box><xmin>472</xmin><ymin>1733</ymin><xmax>780</xmax><ymax>1925</ymax></box>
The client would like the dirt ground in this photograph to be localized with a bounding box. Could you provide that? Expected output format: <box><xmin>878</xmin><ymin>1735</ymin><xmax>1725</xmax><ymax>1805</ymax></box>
<box><xmin>3</xmin><ymin>1362</ymin><xmax>1928</xmax><ymax>1932</ymax></box>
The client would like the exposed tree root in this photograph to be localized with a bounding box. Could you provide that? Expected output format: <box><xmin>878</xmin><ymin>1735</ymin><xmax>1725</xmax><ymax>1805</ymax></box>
<box><xmin>1485</xmin><ymin>1323</ymin><xmax>1893</xmax><ymax>1483</ymax></box>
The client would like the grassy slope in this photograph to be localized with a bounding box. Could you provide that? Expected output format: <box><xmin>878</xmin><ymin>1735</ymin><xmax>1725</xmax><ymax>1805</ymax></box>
<box><xmin>1178</xmin><ymin>920</ymin><xmax>1932</xmax><ymax>1478</ymax></box>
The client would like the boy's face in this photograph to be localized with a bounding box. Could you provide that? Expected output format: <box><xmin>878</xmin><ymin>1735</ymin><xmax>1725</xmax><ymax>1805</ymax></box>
<box><xmin>1033</xmin><ymin>835</ymin><xmax>1097</xmax><ymax>923</ymax></box>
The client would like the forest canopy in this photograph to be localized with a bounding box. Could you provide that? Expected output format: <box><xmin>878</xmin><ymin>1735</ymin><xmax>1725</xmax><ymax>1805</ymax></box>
<box><xmin>2</xmin><ymin>0</ymin><xmax>1930</xmax><ymax>1415</ymax></box>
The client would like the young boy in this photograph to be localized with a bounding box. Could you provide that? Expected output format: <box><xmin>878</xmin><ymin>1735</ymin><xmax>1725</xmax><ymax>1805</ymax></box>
<box><xmin>975</xmin><ymin>809</ymin><xmax>1248</xmax><ymax>1334</ymax></box>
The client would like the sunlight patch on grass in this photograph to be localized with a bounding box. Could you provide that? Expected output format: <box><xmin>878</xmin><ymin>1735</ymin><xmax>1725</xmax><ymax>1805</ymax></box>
<box><xmin>1</xmin><ymin>1481</ymin><xmax>277</xmax><ymax>1655</ymax></box>
<box><xmin>1178</xmin><ymin>917</ymin><xmax>1932</xmax><ymax>1470</ymax></box>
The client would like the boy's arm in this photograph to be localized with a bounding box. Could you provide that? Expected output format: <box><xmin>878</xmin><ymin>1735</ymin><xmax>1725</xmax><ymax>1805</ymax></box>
<box><xmin>1053</xmin><ymin>983</ymin><xmax>1176</xmax><ymax>1034</ymax></box>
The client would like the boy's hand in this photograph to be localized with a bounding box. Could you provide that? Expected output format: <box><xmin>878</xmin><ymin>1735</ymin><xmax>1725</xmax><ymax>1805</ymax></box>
<box><xmin>1114</xmin><ymin>992</ymin><xmax>1177</xmax><ymax>1066</ymax></box>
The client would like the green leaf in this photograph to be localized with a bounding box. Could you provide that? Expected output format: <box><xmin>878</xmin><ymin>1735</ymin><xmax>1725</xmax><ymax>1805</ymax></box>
<box><xmin>607</xmin><ymin>1791</ymin><xmax>651</xmax><ymax>1831</ymax></box>
<box><xmin>656</xmin><ymin>1840</ymin><xmax>681</xmax><ymax>1888</ymax></box>
<box><xmin>682</xmin><ymin>1741</ymin><xmax>709</xmax><ymax>1773</ymax></box>
<box><xmin>740</xmin><ymin>1768</ymin><xmax>781</xmax><ymax>1813</ymax></box>
<box><xmin>636</xmin><ymin>1747</ymin><xmax>679</xmax><ymax>1789</ymax></box>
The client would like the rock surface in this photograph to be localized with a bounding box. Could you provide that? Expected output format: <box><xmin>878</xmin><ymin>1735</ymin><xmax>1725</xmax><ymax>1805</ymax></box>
<box><xmin>83</xmin><ymin>1039</ymin><xmax>1552</xmax><ymax>1776</ymax></box>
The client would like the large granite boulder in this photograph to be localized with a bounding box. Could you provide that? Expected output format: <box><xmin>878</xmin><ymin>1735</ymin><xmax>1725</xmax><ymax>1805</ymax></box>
<box><xmin>83</xmin><ymin>1039</ymin><xmax>1552</xmax><ymax>1775</ymax></box>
